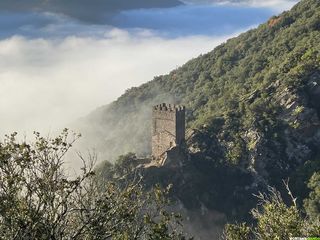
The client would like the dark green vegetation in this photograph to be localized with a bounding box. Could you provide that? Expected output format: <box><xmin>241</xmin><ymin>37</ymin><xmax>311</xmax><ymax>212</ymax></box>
<box><xmin>224</xmin><ymin>185</ymin><xmax>320</xmax><ymax>239</ymax></box>
<box><xmin>76</xmin><ymin>0</ymin><xmax>320</xmax><ymax>237</ymax></box>
<box><xmin>0</xmin><ymin>130</ymin><xmax>190</xmax><ymax>239</ymax></box>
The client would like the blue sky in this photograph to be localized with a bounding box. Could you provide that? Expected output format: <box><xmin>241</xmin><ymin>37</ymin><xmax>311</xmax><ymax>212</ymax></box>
<box><xmin>111</xmin><ymin>5</ymin><xmax>274</xmax><ymax>37</ymax></box>
<box><xmin>0</xmin><ymin>0</ymin><xmax>298</xmax><ymax>135</ymax></box>
<box><xmin>0</xmin><ymin>2</ymin><xmax>291</xmax><ymax>39</ymax></box>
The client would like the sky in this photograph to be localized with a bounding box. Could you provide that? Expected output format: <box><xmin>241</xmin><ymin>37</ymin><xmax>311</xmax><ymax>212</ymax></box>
<box><xmin>0</xmin><ymin>0</ymin><xmax>298</xmax><ymax>136</ymax></box>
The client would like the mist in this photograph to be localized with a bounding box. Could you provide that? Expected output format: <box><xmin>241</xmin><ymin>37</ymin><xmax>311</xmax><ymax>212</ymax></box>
<box><xmin>0</xmin><ymin>29</ymin><xmax>236</xmax><ymax>138</ymax></box>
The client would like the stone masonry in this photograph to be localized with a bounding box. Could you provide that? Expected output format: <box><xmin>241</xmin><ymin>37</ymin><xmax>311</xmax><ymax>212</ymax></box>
<box><xmin>152</xmin><ymin>103</ymin><xmax>185</xmax><ymax>159</ymax></box>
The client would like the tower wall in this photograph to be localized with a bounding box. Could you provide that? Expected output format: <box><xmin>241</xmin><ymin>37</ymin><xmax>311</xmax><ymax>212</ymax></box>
<box><xmin>152</xmin><ymin>103</ymin><xmax>185</xmax><ymax>159</ymax></box>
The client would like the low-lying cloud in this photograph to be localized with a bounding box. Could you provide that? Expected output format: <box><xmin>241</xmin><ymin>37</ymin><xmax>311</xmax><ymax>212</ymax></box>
<box><xmin>0</xmin><ymin>29</ymin><xmax>236</xmax><ymax>137</ymax></box>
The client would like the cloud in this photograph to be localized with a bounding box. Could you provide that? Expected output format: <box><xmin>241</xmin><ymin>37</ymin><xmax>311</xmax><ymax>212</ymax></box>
<box><xmin>0</xmin><ymin>0</ymin><xmax>182</xmax><ymax>23</ymax></box>
<box><xmin>0</xmin><ymin>12</ymin><xmax>114</xmax><ymax>39</ymax></box>
<box><xmin>0</xmin><ymin>6</ymin><xmax>274</xmax><ymax>40</ymax></box>
<box><xmin>0</xmin><ymin>29</ymin><xmax>238</xmax><ymax>137</ymax></box>
<box><xmin>0</xmin><ymin>0</ymin><xmax>298</xmax><ymax>25</ymax></box>
<box><xmin>0</xmin><ymin>1</ymin><xmax>296</xmax><ymax>40</ymax></box>
<box><xmin>182</xmin><ymin>0</ymin><xmax>299</xmax><ymax>11</ymax></box>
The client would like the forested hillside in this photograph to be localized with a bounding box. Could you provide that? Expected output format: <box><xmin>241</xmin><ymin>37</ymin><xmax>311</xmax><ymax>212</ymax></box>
<box><xmin>78</xmin><ymin>0</ymin><xmax>319</xmax><ymax>173</ymax></box>
<box><xmin>76</xmin><ymin>0</ymin><xmax>320</xmax><ymax>237</ymax></box>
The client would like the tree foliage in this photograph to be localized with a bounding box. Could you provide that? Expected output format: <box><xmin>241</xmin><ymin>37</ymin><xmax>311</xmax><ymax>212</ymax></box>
<box><xmin>304</xmin><ymin>172</ymin><xmax>320</xmax><ymax>219</ymax></box>
<box><xmin>0</xmin><ymin>130</ymin><xmax>189</xmax><ymax>240</ymax></box>
<box><xmin>223</xmin><ymin>184</ymin><xmax>320</xmax><ymax>240</ymax></box>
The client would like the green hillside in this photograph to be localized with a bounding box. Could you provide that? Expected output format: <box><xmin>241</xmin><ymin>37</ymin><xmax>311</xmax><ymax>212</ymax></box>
<box><xmin>79</xmin><ymin>0</ymin><xmax>319</xmax><ymax>171</ymax></box>
<box><xmin>76</xmin><ymin>0</ymin><xmax>320</xmax><ymax>235</ymax></box>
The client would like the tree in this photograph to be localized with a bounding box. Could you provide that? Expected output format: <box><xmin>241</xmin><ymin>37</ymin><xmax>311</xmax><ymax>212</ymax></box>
<box><xmin>304</xmin><ymin>172</ymin><xmax>320</xmax><ymax>218</ymax></box>
<box><xmin>223</xmin><ymin>223</ymin><xmax>252</xmax><ymax>240</ymax></box>
<box><xmin>250</xmin><ymin>186</ymin><xmax>303</xmax><ymax>240</ymax></box>
<box><xmin>223</xmin><ymin>183</ymin><xmax>320</xmax><ymax>239</ymax></box>
<box><xmin>0</xmin><ymin>130</ymin><xmax>189</xmax><ymax>240</ymax></box>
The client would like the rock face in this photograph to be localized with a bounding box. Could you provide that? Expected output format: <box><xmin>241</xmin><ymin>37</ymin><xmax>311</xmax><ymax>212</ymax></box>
<box><xmin>250</xmin><ymin>72</ymin><xmax>320</xmax><ymax>184</ymax></box>
<box><xmin>160</xmin><ymin>145</ymin><xmax>189</xmax><ymax>167</ymax></box>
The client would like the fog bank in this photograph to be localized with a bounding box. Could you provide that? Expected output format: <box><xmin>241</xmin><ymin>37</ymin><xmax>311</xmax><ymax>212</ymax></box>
<box><xmin>0</xmin><ymin>29</ymin><xmax>236</xmax><ymax>137</ymax></box>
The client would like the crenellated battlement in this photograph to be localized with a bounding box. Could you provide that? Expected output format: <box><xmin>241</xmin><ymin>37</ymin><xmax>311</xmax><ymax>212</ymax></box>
<box><xmin>153</xmin><ymin>103</ymin><xmax>186</xmax><ymax>112</ymax></box>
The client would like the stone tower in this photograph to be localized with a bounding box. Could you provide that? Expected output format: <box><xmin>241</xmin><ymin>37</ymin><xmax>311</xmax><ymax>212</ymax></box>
<box><xmin>152</xmin><ymin>103</ymin><xmax>185</xmax><ymax>159</ymax></box>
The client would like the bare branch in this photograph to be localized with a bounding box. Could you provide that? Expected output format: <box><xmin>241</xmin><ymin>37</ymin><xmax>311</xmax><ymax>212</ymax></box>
<box><xmin>282</xmin><ymin>178</ymin><xmax>297</xmax><ymax>207</ymax></box>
